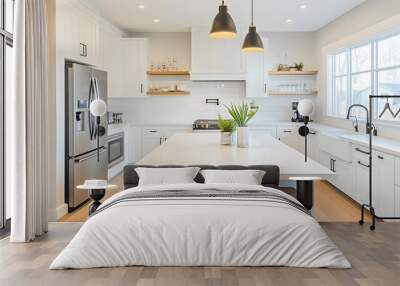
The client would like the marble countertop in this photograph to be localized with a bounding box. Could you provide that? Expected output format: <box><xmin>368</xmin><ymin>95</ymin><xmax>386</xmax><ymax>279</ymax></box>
<box><xmin>138</xmin><ymin>133</ymin><xmax>334</xmax><ymax>179</ymax></box>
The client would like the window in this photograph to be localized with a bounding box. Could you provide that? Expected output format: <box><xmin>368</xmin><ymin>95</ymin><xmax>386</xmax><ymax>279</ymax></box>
<box><xmin>328</xmin><ymin>32</ymin><xmax>400</xmax><ymax>122</ymax></box>
<box><xmin>0</xmin><ymin>0</ymin><xmax>14</xmax><ymax>232</ymax></box>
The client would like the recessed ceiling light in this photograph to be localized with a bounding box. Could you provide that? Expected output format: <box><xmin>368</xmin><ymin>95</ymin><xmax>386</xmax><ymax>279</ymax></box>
<box><xmin>153</xmin><ymin>18</ymin><xmax>160</xmax><ymax>23</ymax></box>
<box><xmin>286</xmin><ymin>19</ymin><xmax>293</xmax><ymax>23</ymax></box>
<box><xmin>138</xmin><ymin>4</ymin><xmax>145</xmax><ymax>9</ymax></box>
<box><xmin>300</xmin><ymin>4</ymin><xmax>307</xmax><ymax>9</ymax></box>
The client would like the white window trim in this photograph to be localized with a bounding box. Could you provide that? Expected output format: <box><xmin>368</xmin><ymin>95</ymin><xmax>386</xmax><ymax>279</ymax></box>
<box><xmin>327</xmin><ymin>30</ymin><xmax>400</xmax><ymax>125</ymax></box>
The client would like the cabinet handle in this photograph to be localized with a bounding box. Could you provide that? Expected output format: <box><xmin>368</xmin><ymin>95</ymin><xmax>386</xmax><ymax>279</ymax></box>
<box><xmin>309</xmin><ymin>131</ymin><xmax>316</xmax><ymax>135</ymax></box>
<box><xmin>141</xmin><ymin>84</ymin><xmax>143</xmax><ymax>94</ymax></box>
<box><xmin>283</xmin><ymin>130</ymin><xmax>292</xmax><ymax>133</ymax></box>
<box><xmin>355</xmin><ymin>147</ymin><xmax>370</xmax><ymax>155</ymax></box>
<box><xmin>159</xmin><ymin>137</ymin><xmax>162</xmax><ymax>144</ymax></box>
<box><xmin>84</xmin><ymin>44</ymin><xmax>88</xmax><ymax>57</ymax></box>
<box><xmin>332</xmin><ymin>159</ymin><xmax>336</xmax><ymax>172</ymax></box>
<box><xmin>264</xmin><ymin>84</ymin><xmax>267</xmax><ymax>93</ymax></box>
<box><xmin>149</xmin><ymin>130</ymin><xmax>157</xmax><ymax>133</ymax></box>
<box><xmin>80</xmin><ymin>43</ymin><xmax>85</xmax><ymax>57</ymax></box>
<box><xmin>358</xmin><ymin>161</ymin><xmax>370</xmax><ymax>168</ymax></box>
<box><xmin>377</xmin><ymin>155</ymin><xmax>384</xmax><ymax>160</ymax></box>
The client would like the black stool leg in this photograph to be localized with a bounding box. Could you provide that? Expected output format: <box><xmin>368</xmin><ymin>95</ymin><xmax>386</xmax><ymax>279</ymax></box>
<box><xmin>296</xmin><ymin>180</ymin><xmax>314</xmax><ymax>210</ymax></box>
<box><xmin>88</xmin><ymin>189</ymin><xmax>106</xmax><ymax>215</ymax></box>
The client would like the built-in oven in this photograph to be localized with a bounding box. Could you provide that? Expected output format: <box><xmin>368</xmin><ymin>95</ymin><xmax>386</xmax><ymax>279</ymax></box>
<box><xmin>107</xmin><ymin>132</ymin><xmax>125</xmax><ymax>168</ymax></box>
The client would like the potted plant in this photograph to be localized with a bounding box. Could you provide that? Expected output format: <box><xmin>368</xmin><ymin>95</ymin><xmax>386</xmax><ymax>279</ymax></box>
<box><xmin>225</xmin><ymin>102</ymin><xmax>259</xmax><ymax>148</ymax></box>
<box><xmin>217</xmin><ymin>115</ymin><xmax>236</xmax><ymax>145</ymax></box>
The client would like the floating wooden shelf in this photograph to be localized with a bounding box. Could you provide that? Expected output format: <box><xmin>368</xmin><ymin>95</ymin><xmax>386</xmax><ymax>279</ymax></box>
<box><xmin>147</xmin><ymin>91</ymin><xmax>191</xmax><ymax>96</ymax></box>
<box><xmin>269</xmin><ymin>70</ymin><xmax>318</xmax><ymax>76</ymax></box>
<box><xmin>268</xmin><ymin>91</ymin><xmax>318</xmax><ymax>96</ymax></box>
<box><xmin>146</xmin><ymin>70</ymin><xmax>190</xmax><ymax>76</ymax></box>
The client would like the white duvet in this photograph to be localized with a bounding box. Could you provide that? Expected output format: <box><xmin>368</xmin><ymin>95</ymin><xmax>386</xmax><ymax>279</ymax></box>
<box><xmin>50</xmin><ymin>183</ymin><xmax>351</xmax><ymax>269</ymax></box>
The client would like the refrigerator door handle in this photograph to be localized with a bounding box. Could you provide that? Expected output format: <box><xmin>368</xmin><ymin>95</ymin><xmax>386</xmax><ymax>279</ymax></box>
<box><xmin>74</xmin><ymin>148</ymin><xmax>107</xmax><ymax>163</ymax></box>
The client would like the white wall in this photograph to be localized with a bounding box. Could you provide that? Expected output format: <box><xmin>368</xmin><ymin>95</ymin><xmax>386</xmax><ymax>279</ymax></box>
<box><xmin>109</xmin><ymin>32</ymin><xmax>318</xmax><ymax>124</ymax></box>
<box><xmin>315</xmin><ymin>0</ymin><xmax>400</xmax><ymax>140</ymax></box>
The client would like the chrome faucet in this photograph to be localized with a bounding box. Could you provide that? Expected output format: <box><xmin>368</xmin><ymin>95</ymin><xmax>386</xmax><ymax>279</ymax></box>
<box><xmin>346</xmin><ymin>104</ymin><xmax>370</xmax><ymax>134</ymax></box>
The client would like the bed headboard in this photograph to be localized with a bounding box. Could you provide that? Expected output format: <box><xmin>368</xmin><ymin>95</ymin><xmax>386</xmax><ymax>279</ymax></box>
<box><xmin>123</xmin><ymin>164</ymin><xmax>280</xmax><ymax>190</ymax></box>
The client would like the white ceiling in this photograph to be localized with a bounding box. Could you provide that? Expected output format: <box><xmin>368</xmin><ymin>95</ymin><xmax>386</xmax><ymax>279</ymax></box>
<box><xmin>88</xmin><ymin>0</ymin><xmax>366</xmax><ymax>33</ymax></box>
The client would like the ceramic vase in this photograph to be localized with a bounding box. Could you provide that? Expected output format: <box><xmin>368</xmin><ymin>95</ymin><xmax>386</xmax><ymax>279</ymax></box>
<box><xmin>220</xmin><ymin>132</ymin><xmax>232</xmax><ymax>145</ymax></box>
<box><xmin>237</xmin><ymin>127</ymin><xmax>249</xmax><ymax>148</ymax></box>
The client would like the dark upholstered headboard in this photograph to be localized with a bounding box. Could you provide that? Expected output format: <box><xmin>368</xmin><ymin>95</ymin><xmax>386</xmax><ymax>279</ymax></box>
<box><xmin>123</xmin><ymin>164</ymin><xmax>280</xmax><ymax>190</ymax></box>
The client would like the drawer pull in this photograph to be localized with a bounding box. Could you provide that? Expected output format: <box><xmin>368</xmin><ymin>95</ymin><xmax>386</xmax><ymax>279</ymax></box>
<box><xmin>358</xmin><ymin>161</ymin><xmax>370</xmax><ymax>168</ymax></box>
<box><xmin>283</xmin><ymin>130</ymin><xmax>292</xmax><ymax>133</ymax></box>
<box><xmin>149</xmin><ymin>130</ymin><xmax>157</xmax><ymax>133</ymax></box>
<box><xmin>355</xmin><ymin>147</ymin><xmax>370</xmax><ymax>155</ymax></box>
<box><xmin>377</xmin><ymin>155</ymin><xmax>384</xmax><ymax>160</ymax></box>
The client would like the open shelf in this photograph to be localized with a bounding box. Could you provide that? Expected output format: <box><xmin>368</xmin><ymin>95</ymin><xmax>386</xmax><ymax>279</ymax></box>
<box><xmin>269</xmin><ymin>70</ymin><xmax>318</xmax><ymax>76</ymax></box>
<box><xmin>146</xmin><ymin>91</ymin><xmax>191</xmax><ymax>96</ymax></box>
<box><xmin>268</xmin><ymin>91</ymin><xmax>318</xmax><ymax>96</ymax></box>
<box><xmin>147</xmin><ymin>70</ymin><xmax>190</xmax><ymax>76</ymax></box>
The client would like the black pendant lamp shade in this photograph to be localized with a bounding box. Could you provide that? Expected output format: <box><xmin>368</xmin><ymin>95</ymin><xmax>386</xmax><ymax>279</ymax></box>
<box><xmin>209</xmin><ymin>1</ymin><xmax>237</xmax><ymax>39</ymax></box>
<box><xmin>242</xmin><ymin>0</ymin><xmax>264</xmax><ymax>52</ymax></box>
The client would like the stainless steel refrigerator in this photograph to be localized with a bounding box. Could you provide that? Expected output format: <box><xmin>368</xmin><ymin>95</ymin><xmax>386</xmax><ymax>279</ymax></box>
<box><xmin>65</xmin><ymin>63</ymin><xmax>108</xmax><ymax>211</ymax></box>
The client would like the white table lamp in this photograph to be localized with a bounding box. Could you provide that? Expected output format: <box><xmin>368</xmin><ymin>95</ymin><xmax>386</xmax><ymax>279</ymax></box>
<box><xmin>90</xmin><ymin>99</ymin><xmax>107</xmax><ymax>161</ymax></box>
<box><xmin>297</xmin><ymin>99</ymin><xmax>314</xmax><ymax>162</ymax></box>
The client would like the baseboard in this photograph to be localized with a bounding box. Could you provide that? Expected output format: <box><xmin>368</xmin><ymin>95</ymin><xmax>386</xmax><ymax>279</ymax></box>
<box><xmin>48</xmin><ymin>203</ymin><xmax>68</xmax><ymax>222</ymax></box>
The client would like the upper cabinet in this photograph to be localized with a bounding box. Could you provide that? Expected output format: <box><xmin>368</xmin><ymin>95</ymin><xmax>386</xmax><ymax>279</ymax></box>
<box><xmin>244</xmin><ymin>37</ymin><xmax>268</xmax><ymax>98</ymax></box>
<box><xmin>57</xmin><ymin>0</ymin><xmax>99</xmax><ymax>66</ymax></box>
<box><xmin>190</xmin><ymin>27</ymin><xmax>245</xmax><ymax>81</ymax></box>
<box><xmin>120</xmin><ymin>38</ymin><xmax>148</xmax><ymax>97</ymax></box>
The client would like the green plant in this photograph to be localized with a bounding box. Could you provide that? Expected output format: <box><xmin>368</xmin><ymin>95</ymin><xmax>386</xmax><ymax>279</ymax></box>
<box><xmin>294</xmin><ymin>62</ymin><xmax>304</xmax><ymax>71</ymax></box>
<box><xmin>217</xmin><ymin>115</ymin><xmax>236</xmax><ymax>132</ymax></box>
<box><xmin>225</xmin><ymin>102</ymin><xmax>259</xmax><ymax>127</ymax></box>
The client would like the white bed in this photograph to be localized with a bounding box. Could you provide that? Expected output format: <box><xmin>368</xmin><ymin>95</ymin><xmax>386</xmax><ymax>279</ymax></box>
<box><xmin>50</xmin><ymin>183</ymin><xmax>351</xmax><ymax>269</ymax></box>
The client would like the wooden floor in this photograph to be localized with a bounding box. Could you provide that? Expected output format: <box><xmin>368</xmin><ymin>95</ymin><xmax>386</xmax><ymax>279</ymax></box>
<box><xmin>1</xmin><ymin>221</ymin><xmax>399</xmax><ymax>286</ymax></box>
<box><xmin>60</xmin><ymin>175</ymin><xmax>371</xmax><ymax>223</ymax></box>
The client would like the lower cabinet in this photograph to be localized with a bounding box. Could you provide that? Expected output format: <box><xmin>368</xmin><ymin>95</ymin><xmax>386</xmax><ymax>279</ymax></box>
<box><xmin>395</xmin><ymin>186</ymin><xmax>400</xmax><ymax>217</ymax></box>
<box><xmin>277</xmin><ymin>127</ymin><xmax>303</xmax><ymax>153</ymax></box>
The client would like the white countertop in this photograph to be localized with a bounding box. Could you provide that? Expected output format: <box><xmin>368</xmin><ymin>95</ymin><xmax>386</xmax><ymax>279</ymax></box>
<box><xmin>339</xmin><ymin>134</ymin><xmax>400</xmax><ymax>157</ymax></box>
<box><xmin>138</xmin><ymin>133</ymin><xmax>334</xmax><ymax>179</ymax></box>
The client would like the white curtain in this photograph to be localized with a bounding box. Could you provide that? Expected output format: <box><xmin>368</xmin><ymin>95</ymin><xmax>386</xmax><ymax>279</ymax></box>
<box><xmin>10</xmin><ymin>0</ymin><xmax>49</xmax><ymax>242</ymax></box>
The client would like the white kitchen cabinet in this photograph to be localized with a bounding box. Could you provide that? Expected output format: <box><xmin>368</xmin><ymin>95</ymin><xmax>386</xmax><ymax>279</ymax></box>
<box><xmin>307</xmin><ymin>131</ymin><xmax>319</xmax><ymax>162</ymax></box>
<box><xmin>372</xmin><ymin>151</ymin><xmax>395</xmax><ymax>217</ymax></box>
<box><xmin>58</xmin><ymin>0</ymin><xmax>98</xmax><ymax>65</ymax></box>
<box><xmin>334</xmin><ymin>158</ymin><xmax>353</xmax><ymax>197</ymax></box>
<box><xmin>99</xmin><ymin>26</ymin><xmax>123</xmax><ymax>98</ymax></box>
<box><xmin>395</xmin><ymin>186</ymin><xmax>400</xmax><ymax>216</ymax></box>
<box><xmin>121</xmin><ymin>38</ymin><xmax>148</xmax><ymax>97</ymax></box>
<box><xmin>190</xmin><ymin>27</ymin><xmax>245</xmax><ymax>80</ymax></box>
<box><xmin>396</xmin><ymin>157</ymin><xmax>400</xmax><ymax>186</ymax></box>
<box><xmin>277</xmin><ymin>127</ymin><xmax>303</xmax><ymax>153</ymax></box>
<box><xmin>245</xmin><ymin>38</ymin><xmax>268</xmax><ymax>98</ymax></box>
<box><xmin>127</xmin><ymin>126</ymin><xmax>142</xmax><ymax>164</ymax></box>
<box><xmin>353</xmin><ymin>158</ymin><xmax>370</xmax><ymax>204</ymax></box>
<box><xmin>141</xmin><ymin>126</ymin><xmax>191</xmax><ymax>159</ymax></box>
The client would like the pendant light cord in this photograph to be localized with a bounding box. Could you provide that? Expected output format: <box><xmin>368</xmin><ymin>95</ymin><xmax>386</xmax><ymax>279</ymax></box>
<box><xmin>251</xmin><ymin>0</ymin><xmax>254</xmax><ymax>26</ymax></box>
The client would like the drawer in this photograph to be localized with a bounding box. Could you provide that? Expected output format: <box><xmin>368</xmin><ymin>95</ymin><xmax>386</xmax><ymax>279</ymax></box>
<box><xmin>318</xmin><ymin>134</ymin><xmax>352</xmax><ymax>162</ymax></box>
<box><xmin>352</xmin><ymin>144</ymin><xmax>369</xmax><ymax>161</ymax></box>
<box><xmin>396</xmin><ymin>158</ymin><xmax>400</xmax><ymax>186</ymax></box>
<box><xmin>277</xmin><ymin>127</ymin><xmax>297</xmax><ymax>138</ymax></box>
<box><xmin>142</xmin><ymin>127</ymin><xmax>163</xmax><ymax>138</ymax></box>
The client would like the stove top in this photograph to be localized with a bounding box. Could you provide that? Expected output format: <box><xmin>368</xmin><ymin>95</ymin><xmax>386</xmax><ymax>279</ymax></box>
<box><xmin>193</xmin><ymin>119</ymin><xmax>219</xmax><ymax>130</ymax></box>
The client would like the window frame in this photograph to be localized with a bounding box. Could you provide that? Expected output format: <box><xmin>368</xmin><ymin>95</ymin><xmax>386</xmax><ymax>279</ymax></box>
<box><xmin>0</xmin><ymin>0</ymin><xmax>13</xmax><ymax>232</ymax></box>
<box><xmin>327</xmin><ymin>30</ymin><xmax>400</xmax><ymax>124</ymax></box>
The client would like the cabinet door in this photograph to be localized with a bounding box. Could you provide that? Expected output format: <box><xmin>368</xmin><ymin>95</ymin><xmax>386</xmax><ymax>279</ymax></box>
<box><xmin>353</xmin><ymin>160</ymin><xmax>370</xmax><ymax>204</ymax></box>
<box><xmin>395</xmin><ymin>186</ymin><xmax>400</xmax><ymax>217</ymax></box>
<box><xmin>319</xmin><ymin>151</ymin><xmax>335</xmax><ymax>185</ymax></box>
<box><xmin>59</xmin><ymin>0</ymin><xmax>80</xmax><ymax>60</ymax></box>
<box><xmin>334</xmin><ymin>158</ymin><xmax>353</xmax><ymax>197</ymax></box>
<box><xmin>100</xmin><ymin>28</ymin><xmax>123</xmax><ymax>98</ymax></box>
<box><xmin>395</xmin><ymin>157</ymin><xmax>400</xmax><ymax>187</ymax></box>
<box><xmin>245</xmin><ymin>38</ymin><xmax>268</xmax><ymax>98</ymax></box>
<box><xmin>121</xmin><ymin>38</ymin><xmax>148</xmax><ymax>97</ymax></box>
<box><xmin>277</xmin><ymin>127</ymin><xmax>301</xmax><ymax>151</ymax></box>
<box><xmin>372</xmin><ymin>152</ymin><xmax>395</xmax><ymax>217</ymax></box>
<box><xmin>307</xmin><ymin>131</ymin><xmax>319</xmax><ymax>161</ymax></box>
<box><xmin>79</xmin><ymin>12</ymin><xmax>98</xmax><ymax>65</ymax></box>
<box><xmin>142</xmin><ymin>137</ymin><xmax>162</xmax><ymax>157</ymax></box>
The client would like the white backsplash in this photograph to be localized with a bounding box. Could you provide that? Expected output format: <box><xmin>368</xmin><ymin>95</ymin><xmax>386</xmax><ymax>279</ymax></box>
<box><xmin>108</xmin><ymin>81</ymin><xmax>317</xmax><ymax>124</ymax></box>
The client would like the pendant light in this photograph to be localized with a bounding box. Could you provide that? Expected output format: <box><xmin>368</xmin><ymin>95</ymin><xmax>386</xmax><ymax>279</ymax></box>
<box><xmin>242</xmin><ymin>0</ymin><xmax>264</xmax><ymax>52</ymax></box>
<box><xmin>209</xmin><ymin>1</ymin><xmax>237</xmax><ymax>39</ymax></box>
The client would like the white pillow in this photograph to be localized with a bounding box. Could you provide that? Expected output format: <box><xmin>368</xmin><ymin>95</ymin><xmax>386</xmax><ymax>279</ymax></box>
<box><xmin>200</xmin><ymin>169</ymin><xmax>266</xmax><ymax>185</ymax></box>
<box><xmin>135</xmin><ymin>167</ymin><xmax>201</xmax><ymax>186</ymax></box>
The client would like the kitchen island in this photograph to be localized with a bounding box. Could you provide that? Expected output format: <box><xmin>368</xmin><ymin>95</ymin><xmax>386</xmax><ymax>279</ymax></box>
<box><xmin>138</xmin><ymin>133</ymin><xmax>334</xmax><ymax>209</ymax></box>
